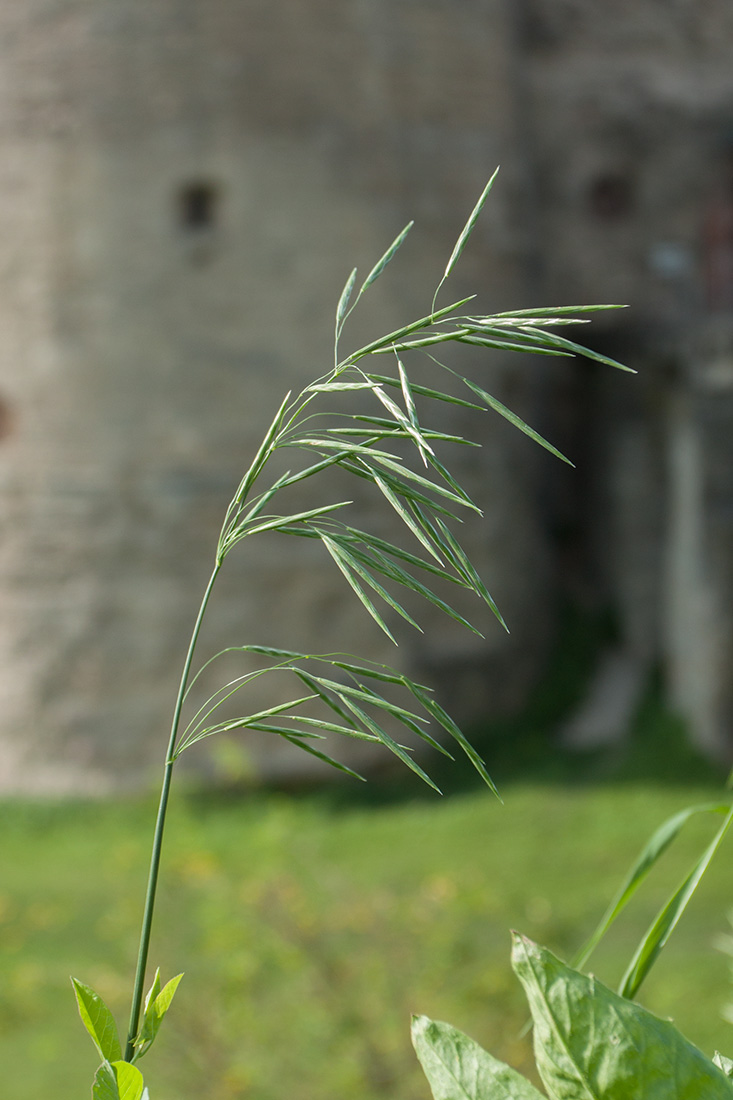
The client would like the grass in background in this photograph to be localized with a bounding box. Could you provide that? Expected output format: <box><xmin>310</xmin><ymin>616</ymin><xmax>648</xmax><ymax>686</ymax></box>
<box><xmin>2</xmin><ymin>761</ymin><xmax>731</xmax><ymax>1098</ymax></box>
<box><xmin>2</xmin><ymin>609</ymin><xmax>730</xmax><ymax>1099</ymax></box>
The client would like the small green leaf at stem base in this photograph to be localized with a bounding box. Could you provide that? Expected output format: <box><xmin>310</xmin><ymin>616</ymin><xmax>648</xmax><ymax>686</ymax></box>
<box><xmin>133</xmin><ymin>970</ymin><xmax>183</xmax><ymax>1061</ymax></box>
<box><xmin>93</xmin><ymin>1060</ymin><xmax>145</xmax><ymax>1100</ymax></box>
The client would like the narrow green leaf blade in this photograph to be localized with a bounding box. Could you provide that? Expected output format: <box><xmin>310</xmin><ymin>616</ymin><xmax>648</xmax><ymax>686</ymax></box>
<box><xmin>619</xmin><ymin>804</ymin><xmax>733</xmax><ymax>1000</ymax></box>
<box><xmin>527</xmin><ymin>327</ymin><xmax>635</xmax><ymax>373</ymax></box>
<box><xmin>71</xmin><ymin>978</ymin><xmax>122</xmax><ymax>1063</ymax></box>
<box><xmin>463</xmin><ymin>378</ymin><xmax>573</xmax><ymax>465</ymax></box>
<box><xmin>459</xmin><ymin>333</ymin><xmax>568</xmax><ymax>357</ymax></box>
<box><xmin>366</xmin><ymin>373</ymin><xmax>483</xmax><ymax>412</ymax></box>
<box><xmin>340</xmin><ymin>536</ymin><xmax>485</xmax><ymax>638</ymax></box>
<box><xmin>573</xmin><ymin>802</ymin><xmax>732</xmax><ymax>973</ymax></box>
<box><xmin>512</xmin><ymin>934</ymin><xmax>733</xmax><ymax>1100</ymax></box>
<box><xmin>370</xmin><ymin>454</ymin><xmax>480</xmax><ymax>513</ymax></box>
<box><xmin>493</xmin><ymin>303</ymin><xmax>628</xmax><ymax>318</ymax></box>
<box><xmin>350</xmin><ymin>297</ymin><xmax>476</xmax><ymax>360</ymax></box>
<box><xmin>411</xmin><ymin>684</ymin><xmax>498</xmax><ymax>797</ymax></box>
<box><xmin>341</xmin><ymin>696</ymin><xmax>441</xmax><ymax>793</ymax></box>
<box><xmin>335</xmin><ymin>267</ymin><xmax>357</xmax><ymax>337</ymax></box>
<box><xmin>276</xmin><ymin>733</ymin><xmax>368</xmax><ymax>781</ymax></box>
<box><xmin>411</xmin><ymin>1015</ymin><xmax>544</xmax><ymax>1100</ymax></box>
<box><xmin>443</xmin><ymin>167</ymin><xmax>500</xmax><ymax>281</ymax></box>
<box><xmin>372</xmin><ymin>381</ymin><xmax>434</xmax><ymax>464</ymax></box>
<box><xmin>370</xmin><ymin>472</ymin><xmax>444</xmax><ymax>563</ymax></box>
<box><xmin>321</xmin><ymin>534</ymin><xmax>398</xmax><ymax>643</ymax></box>
<box><xmin>244</xmin><ymin>500</ymin><xmax>352</xmax><ymax>537</ymax></box>
<box><xmin>323</xmin><ymin>532</ymin><xmax>423</xmax><ymax>632</ymax></box>
<box><xmin>360</xmin><ymin>221</ymin><xmax>413</xmax><ymax>293</ymax></box>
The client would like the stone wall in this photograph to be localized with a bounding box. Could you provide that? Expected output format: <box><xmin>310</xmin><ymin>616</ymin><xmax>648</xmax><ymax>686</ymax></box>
<box><xmin>0</xmin><ymin>1</ymin><xmax>555</xmax><ymax>791</ymax></box>
<box><xmin>1</xmin><ymin>1</ymin><xmax>732</xmax><ymax>792</ymax></box>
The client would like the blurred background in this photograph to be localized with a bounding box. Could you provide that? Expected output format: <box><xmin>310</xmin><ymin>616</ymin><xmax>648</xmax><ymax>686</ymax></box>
<box><xmin>1</xmin><ymin>1</ymin><xmax>733</xmax><ymax>1097</ymax></box>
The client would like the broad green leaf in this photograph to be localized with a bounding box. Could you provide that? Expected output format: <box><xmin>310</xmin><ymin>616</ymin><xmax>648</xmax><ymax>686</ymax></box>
<box><xmin>573</xmin><ymin>802</ymin><xmax>731</xmax><ymax>973</ymax></box>
<box><xmin>619</xmin><ymin>804</ymin><xmax>733</xmax><ymax>1000</ymax></box>
<box><xmin>411</xmin><ymin>1014</ymin><xmax>545</xmax><ymax>1100</ymax></box>
<box><xmin>71</xmin><ymin>978</ymin><xmax>122</xmax><ymax>1063</ymax></box>
<box><xmin>92</xmin><ymin>1063</ymin><xmax>120</xmax><ymax>1100</ymax></box>
<box><xmin>93</xmin><ymin>1060</ymin><xmax>145</xmax><ymax>1100</ymax></box>
<box><xmin>360</xmin><ymin>220</ymin><xmax>413</xmax><ymax>295</ymax></box>
<box><xmin>715</xmin><ymin>1053</ymin><xmax>733</xmax><ymax>1079</ymax></box>
<box><xmin>511</xmin><ymin>933</ymin><xmax>733</xmax><ymax>1100</ymax></box>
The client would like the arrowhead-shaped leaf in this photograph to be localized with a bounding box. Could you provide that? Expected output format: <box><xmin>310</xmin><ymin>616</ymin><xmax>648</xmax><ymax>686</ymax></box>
<box><xmin>71</xmin><ymin>978</ymin><xmax>122</xmax><ymax>1063</ymax></box>
<box><xmin>411</xmin><ymin>1014</ymin><xmax>545</xmax><ymax>1100</ymax></box>
<box><xmin>511</xmin><ymin>933</ymin><xmax>733</xmax><ymax>1100</ymax></box>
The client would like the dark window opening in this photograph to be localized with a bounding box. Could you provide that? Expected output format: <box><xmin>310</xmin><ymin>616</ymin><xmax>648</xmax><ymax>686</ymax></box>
<box><xmin>179</xmin><ymin>182</ymin><xmax>218</xmax><ymax>230</ymax></box>
<box><xmin>587</xmin><ymin>173</ymin><xmax>635</xmax><ymax>220</ymax></box>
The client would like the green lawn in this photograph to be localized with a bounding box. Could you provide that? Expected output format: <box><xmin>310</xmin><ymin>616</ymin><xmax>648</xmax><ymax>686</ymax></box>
<box><xmin>2</xmin><ymin>768</ymin><xmax>732</xmax><ymax>1099</ymax></box>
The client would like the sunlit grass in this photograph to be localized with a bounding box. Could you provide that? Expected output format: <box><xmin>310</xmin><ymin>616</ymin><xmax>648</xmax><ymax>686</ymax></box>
<box><xmin>2</xmin><ymin>762</ymin><xmax>731</xmax><ymax>1099</ymax></box>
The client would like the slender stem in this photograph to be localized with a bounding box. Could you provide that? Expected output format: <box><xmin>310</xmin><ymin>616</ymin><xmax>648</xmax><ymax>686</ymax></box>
<box><xmin>124</xmin><ymin>563</ymin><xmax>221</xmax><ymax>1061</ymax></box>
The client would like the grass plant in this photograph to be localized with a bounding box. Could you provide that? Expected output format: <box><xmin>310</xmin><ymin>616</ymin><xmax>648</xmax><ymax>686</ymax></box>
<box><xmin>61</xmin><ymin>175</ymin><xmax>635</xmax><ymax>1096</ymax></box>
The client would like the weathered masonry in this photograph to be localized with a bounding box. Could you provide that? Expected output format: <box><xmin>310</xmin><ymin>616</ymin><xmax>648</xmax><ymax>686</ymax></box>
<box><xmin>0</xmin><ymin>2</ymin><xmax>731</xmax><ymax>791</ymax></box>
